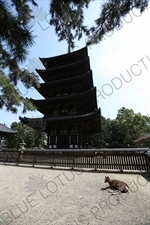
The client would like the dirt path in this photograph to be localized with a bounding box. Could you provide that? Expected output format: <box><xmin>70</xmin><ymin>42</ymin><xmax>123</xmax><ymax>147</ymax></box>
<box><xmin>0</xmin><ymin>164</ymin><xmax>150</xmax><ymax>225</ymax></box>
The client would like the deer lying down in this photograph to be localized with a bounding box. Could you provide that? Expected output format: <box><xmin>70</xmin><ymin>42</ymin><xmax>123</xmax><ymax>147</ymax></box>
<box><xmin>104</xmin><ymin>176</ymin><xmax>130</xmax><ymax>195</ymax></box>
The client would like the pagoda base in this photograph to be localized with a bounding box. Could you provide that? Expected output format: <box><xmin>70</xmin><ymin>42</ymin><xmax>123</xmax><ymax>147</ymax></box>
<box><xmin>47</xmin><ymin>133</ymin><xmax>87</xmax><ymax>149</ymax></box>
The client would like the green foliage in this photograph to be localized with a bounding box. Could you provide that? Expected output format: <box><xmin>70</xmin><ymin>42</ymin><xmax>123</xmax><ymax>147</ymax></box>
<box><xmin>49</xmin><ymin>0</ymin><xmax>149</xmax><ymax>48</ymax></box>
<box><xmin>87</xmin><ymin>0</ymin><xmax>149</xmax><ymax>45</ymax></box>
<box><xmin>49</xmin><ymin>0</ymin><xmax>90</xmax><ymax>52</ymax></box>
<box><xmin>0</xmin><ymin>0</ymin><xmax>39</xmax><ymax>113</ymax></box>
<box><xmin>7</xmin><ymin>122</ymin><xmax>47</xmax><ymax>148</ymax></box>
<box><xmin>88</xmin><ymin>107</ymin><xmax>150</xmax><ymax>148</ymax></box>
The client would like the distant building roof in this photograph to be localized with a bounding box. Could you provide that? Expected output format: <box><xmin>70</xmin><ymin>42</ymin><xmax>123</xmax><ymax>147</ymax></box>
<box><xmin>134</xmin><ymin>134</ymin><xmax>150</xmax><ymax>143</ymax></box>
<box><xmin>0</xmin><ymin>123</ymin><xmax>17</xmax><ymax>135</ymax></box>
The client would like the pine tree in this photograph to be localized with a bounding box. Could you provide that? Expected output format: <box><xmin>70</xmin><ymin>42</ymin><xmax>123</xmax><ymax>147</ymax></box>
<box><xmin>0</xmin><ymin>0</ymin><xmax>39</xmax><ymax>113</ymax></box>
<box><xmin>87</xmin><ymin>0</ymin><xmax>149</xmax><ymax>45</ymax></box>
<box><xmin>49</xmin><ymin>0</ymin><xmax>90</xmax><ymax>52</ymax></box>
<box><xmin>49</xmin><ymin>0</ymin><xmax>149</xmax><ymax>48</ymax></box>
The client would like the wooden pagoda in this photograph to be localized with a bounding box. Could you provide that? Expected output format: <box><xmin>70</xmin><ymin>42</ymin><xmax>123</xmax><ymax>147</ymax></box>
<box><xmin>19</xmin><ymin>47</ymin><xmax>101</xmax><ymax>149</ymax></box>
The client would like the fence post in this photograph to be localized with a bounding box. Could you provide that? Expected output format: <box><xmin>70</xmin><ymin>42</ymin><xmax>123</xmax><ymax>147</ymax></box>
<box><xmin>17</xmin><ymin>151</ymin><xmax>21</xmax><ymax>165</ymax></box>
<box><xmin>145</xmin><ymin>155</ymin><xmax>150</xmax><ymax>170</ymax></box>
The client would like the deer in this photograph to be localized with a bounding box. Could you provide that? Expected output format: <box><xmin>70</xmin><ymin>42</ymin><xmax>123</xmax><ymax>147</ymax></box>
<box><xmin>104</xmin><ymin>176</ymin><xmax>130</xmax><ymax>195</ymax></box>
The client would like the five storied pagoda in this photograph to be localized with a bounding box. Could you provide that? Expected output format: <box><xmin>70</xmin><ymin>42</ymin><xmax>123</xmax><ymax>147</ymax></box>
<box><xmin>19</xmin><ymin>46</ymin><xmax>101</xmax><ymax>149</ymax></box>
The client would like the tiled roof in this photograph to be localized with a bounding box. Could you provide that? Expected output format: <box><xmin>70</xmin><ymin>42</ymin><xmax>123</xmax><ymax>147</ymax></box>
<box><xmin>0</xmin><ymin>123</ymin><xmax>17</xmax><ymax>135</ymax></box>
<box><xmin>134</xmin><ymin>134</ymin><xmax>150</xmax><ymax>143</ymax></box>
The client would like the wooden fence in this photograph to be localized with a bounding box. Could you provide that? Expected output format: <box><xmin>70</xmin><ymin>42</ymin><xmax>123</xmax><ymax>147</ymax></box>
<box><xmin>0</xmin><ymin>148</ymin><xmax>150</xmax><ymax>171</ymax></box>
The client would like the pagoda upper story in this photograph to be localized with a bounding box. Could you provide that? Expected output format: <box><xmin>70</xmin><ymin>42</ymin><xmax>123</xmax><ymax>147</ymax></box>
<box><xmin>20</xmin><ymin>46</ymin><xmax>101</xmax><ymax>149</ymax></box>
<box><xmin>39</xmin><ymin>46</ymin><xmax>88</xmax><ymax>69</ymax></box>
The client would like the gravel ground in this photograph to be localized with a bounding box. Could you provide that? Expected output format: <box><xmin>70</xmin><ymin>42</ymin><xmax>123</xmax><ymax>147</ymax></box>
<box><xmin>0</xmin><ymin>164</ymin><xmax>150</xmax><ymax>225</ymax></box>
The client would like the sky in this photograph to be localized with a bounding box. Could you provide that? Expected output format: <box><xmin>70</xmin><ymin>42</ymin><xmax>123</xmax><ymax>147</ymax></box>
<box><xmin>1</xmin><ymin>0</ymin><xmax>150</xmax><ymax>127</ymax></box>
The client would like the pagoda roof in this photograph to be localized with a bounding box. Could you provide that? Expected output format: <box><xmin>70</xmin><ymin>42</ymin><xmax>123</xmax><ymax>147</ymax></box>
<box><xmin>0</xmin><ymin>123</ymin><xmax>17</xmax><ymax>135</ymax></box>
<box><xmin>32</xmin><ymin>87</ymin><xmax>96</xmax><ymax>104</ymax></box>
<box><xmin>19</xmin><ymin>118</ymin><xmax>46</xmax><ymax>132</ymax></box>
<box><xmin>36</xmin><ymin>57</ymin><xmax>90</xmax><ymax>82</ymax></box>
<box><xmin>36</xmin><ymin>71</ymin><xmax>93</xmax><ymax>91</ymax></box>
<box><xmin>134</xmin><ymin>134</ymin><xmax>150</xmax><ymax>143</ymax></box>
<box><xmin>19</xmin><ymin>108</ymin><xmax>101</xmax><ymax>133</ymax></box>
<box><xmin>36</xmin><ymin>71</ymin><xmax>93</xmax><ymax>98</ymax></box>
<box><xmin>31</xmin><ymin>87</ymin><xmax>97</xmax><ymax>115</ymax></box>
<box><xmin>39</xmin><ymin>46</ymin><xmax>88</xmax><ymax>69</ymax></box>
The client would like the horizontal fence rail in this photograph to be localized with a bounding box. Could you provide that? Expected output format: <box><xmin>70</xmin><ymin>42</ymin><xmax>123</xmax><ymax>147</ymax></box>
<box><xmin>0</xmin><ymin>148</ymin><xmax>150</xmax><ymax>171</ymax></box>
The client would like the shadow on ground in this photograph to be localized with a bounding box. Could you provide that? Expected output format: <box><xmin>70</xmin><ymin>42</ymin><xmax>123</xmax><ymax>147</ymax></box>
<box><xmin>1</xmin><ymin>162</ymin><xmax>150</xmax><ymax>182</ymax></box>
